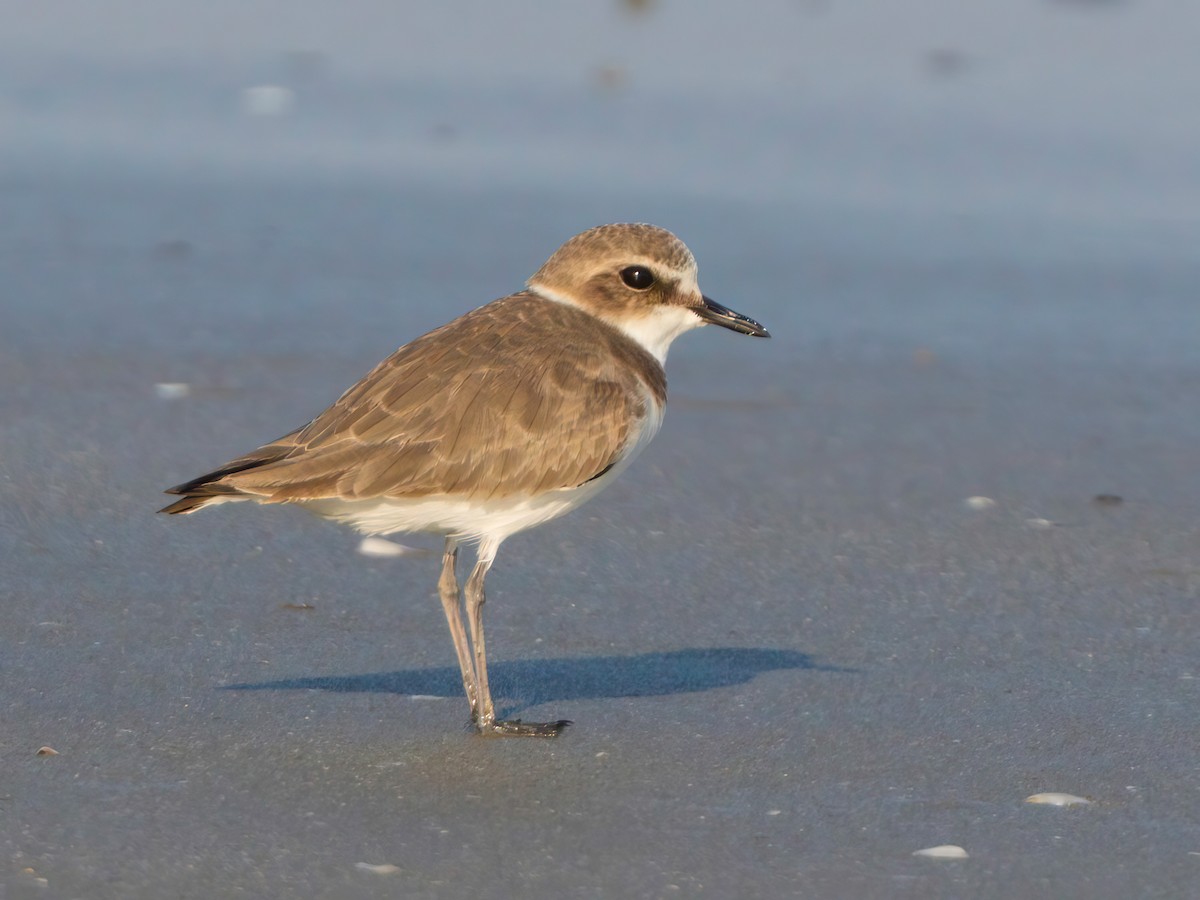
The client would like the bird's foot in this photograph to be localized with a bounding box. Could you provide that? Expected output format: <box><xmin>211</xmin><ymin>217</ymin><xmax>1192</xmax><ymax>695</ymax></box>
<box><xmin>475</xmin><ymin>718</ymin><xmax>572</xmax><ymax>738</ymax></box>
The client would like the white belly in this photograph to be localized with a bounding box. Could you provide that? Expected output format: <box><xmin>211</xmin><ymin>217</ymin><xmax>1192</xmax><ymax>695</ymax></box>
<box><xmin>301</xmin><ymin>396</ymin><xmax>664</xmax><ymax>546</ymax></box>
<box><xmin>301</xmin><ymin>478</ymin><xmax>606</xmax><ymax>543</ymax></box>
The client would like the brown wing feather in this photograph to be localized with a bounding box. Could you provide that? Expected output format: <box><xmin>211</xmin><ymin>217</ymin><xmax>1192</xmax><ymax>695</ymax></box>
<box><xmin>162</xmin><ymin>293</ymin><xmax>666</xmax><ymax>511</ymax></box>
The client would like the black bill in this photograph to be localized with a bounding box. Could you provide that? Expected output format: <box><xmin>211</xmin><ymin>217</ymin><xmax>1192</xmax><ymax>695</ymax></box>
<box><xmin>696</xmin><ymin>296</ymin><xmax>771</xmax><ymax>338</ymax></box>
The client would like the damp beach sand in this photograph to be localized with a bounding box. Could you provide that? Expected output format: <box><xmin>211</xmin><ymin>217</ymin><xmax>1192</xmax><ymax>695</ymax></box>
<box><xmin>3</xmin><ymin>2</ymin><xmax>1200</xmax><ymax>896</ymax></box>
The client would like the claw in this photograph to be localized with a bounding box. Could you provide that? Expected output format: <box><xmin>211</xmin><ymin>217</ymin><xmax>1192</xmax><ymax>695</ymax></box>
<box><xmin>477</xmin><ymin>718</ymin><xmax>572</xmax><ymax>738</ymax></box>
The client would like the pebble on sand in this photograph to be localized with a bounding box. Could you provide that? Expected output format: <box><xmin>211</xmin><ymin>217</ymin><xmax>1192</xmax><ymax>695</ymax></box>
<box><xmin>36</xmin><ymin>746</ymin><xmax>59</xmax><ymax>756</ymax></box>
<box><xmin>913</xmin><ymin>347</ymin><xmax>937</xmax><ymax>367</ymax></box>
<box><xmin>1025</xmin><ymin>792</ymin><xmax>1092</xmax><ymax>807</ymax></box>
<box><xmin>19</xmin><ymin>868</ymin><xmax>48</xmax><ymax>887</ymax></box>
<box><xmin>913</xmin><ymin>845</ymin><xmax>969</xmax><ymax>859</ymax></box>
<box><xmin>964</xmin><ymin>496</ymin><xmax>996</xmax><ymax>509</ymax></box>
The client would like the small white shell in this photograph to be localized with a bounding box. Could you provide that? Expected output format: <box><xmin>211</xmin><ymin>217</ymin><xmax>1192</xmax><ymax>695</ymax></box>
<box><xmin>913</xmin><ymin>845</ymin><xmax>968</xmax><ymax>859</ymax></box>
<box><xmin>355</xmin><ymin>862</ymin><xmax>400</xmax><ymax>875</ymax></box>
<box><xmin>154</xmin><ymin>382</ymin><xmax>191</xmax><ymax>400</ymax></box>
<box><xmin>1025</xmin><ymin>792</ymin><xmax>1092</xmax><ymax>807</ymax></box>
<box><xmin>240</xmin><ymin>85</ymin><xmax>296</xmax><ymax>117</ymax></box>
<box><xmin>964</xmin><ymin>496</ymin><xmax>996</xmax><ymax>510</ymax></box>
<box><xmin>358</xmin><ymin>537</ymin><xmax>425</xmax><ymax>558</ymax></box>
<box><xmin>1025</xmin><ymin>517</ymin><xmax>1055</xmax><ymax>529</ymax></box>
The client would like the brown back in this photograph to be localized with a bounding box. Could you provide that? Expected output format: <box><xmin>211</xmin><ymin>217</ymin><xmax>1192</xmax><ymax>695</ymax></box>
<box><xmin>167</xmin><ymin>293</ymin><xmax>667</xmax><ymax>506</ymax></box>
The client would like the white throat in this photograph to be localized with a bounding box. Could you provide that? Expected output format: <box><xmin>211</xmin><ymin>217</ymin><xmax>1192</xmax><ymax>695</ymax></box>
<box><xmin>611</xmin><ymin>305</ymin><xmax>703</xmax><ymax>365</ymax></box>
<box><xmin>528</xmin><ymin>282</ymin><xmax>702</xmax><ymax>365</ymax></box>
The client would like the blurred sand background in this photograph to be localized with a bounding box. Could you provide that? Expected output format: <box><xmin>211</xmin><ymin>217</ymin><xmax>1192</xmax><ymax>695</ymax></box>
<box><xmin>2</xmin><ymin>1</ymin><xmax>1199</xmax><ymax>897</ymax></box>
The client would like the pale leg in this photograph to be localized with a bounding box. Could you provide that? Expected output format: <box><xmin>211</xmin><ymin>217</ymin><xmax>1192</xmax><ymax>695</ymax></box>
<box><xmin>464</xmin><ymin>540</ymin><xmax>570</xmax><ymax>737</ymax></box>
<box><xmin>437</xmin><ymin>537</ymin><xmax>479</xmax><ymax>723</ymax></box>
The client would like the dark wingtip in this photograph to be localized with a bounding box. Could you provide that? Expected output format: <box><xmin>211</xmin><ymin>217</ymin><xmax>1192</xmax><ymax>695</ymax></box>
<box><xmin>158</xmin><ymin>495</ymin><xmax>208</xmax><ymax>515</ymax></box>
<box><xmin>159</xmin><ymin>475</ymin><xmax>245</xmax><ymax>514</ymax></box>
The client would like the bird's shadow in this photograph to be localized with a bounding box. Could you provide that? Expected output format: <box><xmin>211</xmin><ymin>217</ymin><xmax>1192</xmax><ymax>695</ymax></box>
<box><xmin>224</xmin><ymin>647</ymin><xmax>843</xmax><ymax>718</ymax></box>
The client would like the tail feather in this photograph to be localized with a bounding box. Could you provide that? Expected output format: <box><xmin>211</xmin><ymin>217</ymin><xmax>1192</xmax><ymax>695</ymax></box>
<box><xmin>159</xmin><ymin>435</ymin><xmax>299</xmax><ymax>515</ymax></box>
<box><xmin>159</xmin><ymin>492</ymin><xmax>236</xmax><ymax>515</ymax></box>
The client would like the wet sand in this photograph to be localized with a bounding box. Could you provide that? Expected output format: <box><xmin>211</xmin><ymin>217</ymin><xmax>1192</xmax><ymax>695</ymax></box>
<box><xmin>3</xmin><ymin>2</ymin><xmax>1200</xmax><ymax>895</ymax></box>
<box><xmin>3</xmin><ymin>175</ymin><xmax>1198</xmax><ymax>898</ymax></box>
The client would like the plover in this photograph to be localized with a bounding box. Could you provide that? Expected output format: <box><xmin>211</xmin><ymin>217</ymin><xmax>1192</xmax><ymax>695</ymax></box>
<box><xmin>161</xmin><ymin>223</ymin><xmax>769</xmax><ymax>737</ymax></box>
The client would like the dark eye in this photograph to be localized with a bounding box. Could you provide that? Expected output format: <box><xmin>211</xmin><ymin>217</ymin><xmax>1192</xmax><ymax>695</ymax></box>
<box><xmin>620</xmin><ymin>266</ymin><xmax>656</xmax><ymax>290</ymax></box>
